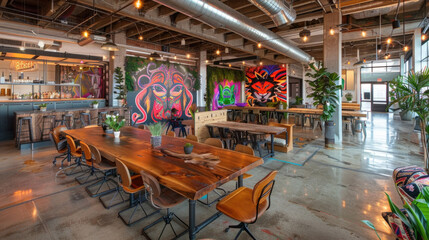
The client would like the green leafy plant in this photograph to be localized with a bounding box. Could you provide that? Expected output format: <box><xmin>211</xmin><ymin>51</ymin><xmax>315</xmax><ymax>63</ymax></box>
<box><xmin>388</xmin><ymin>69</ymin><xmax>429</xmax><ymax>169</ymax></box>
<box><xmin>345</xmin><ymin>92</ymin><xmax>353</xmax><ymax>101</ymax></box>
<box><xmin>114</xmin><ymin>67</ymin><xmax>127</xmax><ymax>106</ymax></box>
<box><xmin>146</xmin><ymin>122</ymin><xmax>165</xmax><ymax>136</ymax></box>
<box><xmin>305</xmin><ymin>62</ymin><xmax>342</xmax><ymax>121</ymax></box>
<box><xmin>361</xmin><ymin>220</ymin><xmax>381</xmax><ymax>240</ymax></box>
<box><xmin>92</xmin><ymin>100</ymin><xmax>99</xmax><ymax>105</ymax></box>
<box><xmin>295</xmin><ymin>96</ymin><xmax>303</xmax><ymax>105</ymax></box>
<box><xmin>184</xmin><ymin>142</ymin><xmax>193</xmax><ymax>147</ymax></box>
<box><xmin>104</xmin><ymin>114</ymin><xmax>125</xmax><ymax>132</ymax></box>
<box><xmin>39</xmin><ymin>103</ymin><xmax>47</xmax><ymax>108</ymax></box>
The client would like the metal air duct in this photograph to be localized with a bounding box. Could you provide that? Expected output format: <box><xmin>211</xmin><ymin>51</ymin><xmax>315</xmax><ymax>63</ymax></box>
<box><xmin>249</xmin><ymin>0</ymin><xmax>296</xmax><ymax>26</ymax></box>
<box><xmin>152</xmin><ymin>0</ymin><xmax>312</xmax><ymax>63</ymax></box>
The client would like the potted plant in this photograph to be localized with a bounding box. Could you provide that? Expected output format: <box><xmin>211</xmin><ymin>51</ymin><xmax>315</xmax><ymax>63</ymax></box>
<box><xmin>388</xmin><ymin>68</ymin><xmax>429</xmax><ymax>169</ymax></box>
<box><xmin>114</xmin><ymin>67</ymin><xmax>127</xmax><ymax>107</ymax></box>
<box><xmin>39</xmin><ymin>103</ymin><xmax>47</xmax><ymax>112</ymax></box>
<box><xmin>389</xmin><ymin>75</ymin><xmax>414</xmax><ymax>121</ymax></box>
<box><xmin>306</xmin><ymin>62</ymin><xmax>342</xmax><ymax>148</ymax></box>
<box><xmin>104</xmin><ymin>114</ymin><xmax>125</xmax><ymax>138</ymax></box>
<box><xmin>344</xmin><ymin>92</ymin><xmax>353</xmax><ymax>102</ymax></box>
<box><xmin>92</xmin><ymin>100</ymin><xmax>99</xmax><ymax>109</ymax></box>
<box><xmin>146</xmin><ymin>122</ymin><xmax>164</xmax><ymax>148</ymax></box>
<box><xmin>184</xmin><ymin>142</ymin><xmax>194</xmax><ymax>154</ymax></box>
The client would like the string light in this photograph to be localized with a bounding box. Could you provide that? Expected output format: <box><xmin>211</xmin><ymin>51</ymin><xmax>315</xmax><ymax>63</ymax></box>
<box><xmin>257</xmin><ymin>43</ymin><xmax>262</xmax><ymax>48</ymax></box>
<box><xmin>242</xmin><ymin>61</ymin><xmax>245</xmax><ymax>65</ymax></box>
<box><xmin>216</xmin><ymin>49</ymin><xmax>221</xmax><ymax>55</ymax></box>
<box><xmin>134</xmin><ymin>0</ymin><xmax>142</xmax><ymax>9</ymax></box>
<box><xmin>259</xmin><ymin>61</ymin><xmax>263</xmax><ymax>66</ymax></box>
<box><xmin>138</xmin><ymin>35</ymin><xmax>143</xmax><ymax>41</ymax></box>
<box><xmin>361</xmin><ymin>30</ymin><xmax>366</xmax><ymax>37</ymax></box>
<box><xmin>403</xmin><ymin>45</ymin><xmax>409</xmax><ymax>52</ymax></box>
<box><xmin>422</xmin><ymin>34</ymin><xmax>427</xmax><ymax>41</ymax></box>
<box><xmin>329</xmin><ymin>28</ymin><xmax>335</xmax><ymax>36</ymax></box>
<box><xmin>82</xmin><ymin>30</ymin><xmax>90</xmax><ymax>38</ymax></box>
<box><xmin>228</xmin><ymin>64</ymin><xmax>231</xmax><ymax>67</ymax></box>
<box><xmin>387</xmin><ymin>38</ymin><xmax>392</xmax><ymax>44</ymax></box>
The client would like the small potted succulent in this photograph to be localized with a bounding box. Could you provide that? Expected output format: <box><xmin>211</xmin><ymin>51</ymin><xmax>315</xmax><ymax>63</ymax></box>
<box><xmin>39</xmin><ymin>103</ymin><xmax>47</xmax><ymax>112</ymax></box>
<box><xmin>146</xmin><ymin>122</ymin><xmax>164</xmax><ymax>148</ymax></box>
<box><xmin>104</xmin><ymin>114</ymin><xmax>125</xmax><ymax>138</ymax></box>
<box><xmin>345</xmin><ymin>92</ymin><xmax>353</xmax><ymax>103</ymax></box>
<box><xmin>92</xmin><ymin>100</ymin><xmax>99</xmax><ymax>109</ymax></box>
<box><xmin>184</xmin><ymin>142</ymin><xmax>194</xmax><ymax>154</ymax></box>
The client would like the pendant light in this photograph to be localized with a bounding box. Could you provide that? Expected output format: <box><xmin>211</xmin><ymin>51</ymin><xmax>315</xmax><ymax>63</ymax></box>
<box><xmin>101</xmin><ymin>16</ymin><xmax>119</xmax><ymax>51</ymax></box>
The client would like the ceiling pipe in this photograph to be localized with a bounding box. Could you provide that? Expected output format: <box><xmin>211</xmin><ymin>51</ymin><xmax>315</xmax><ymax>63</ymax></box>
<box><xmin>152</xmin><ymin>0</ymin><xmax>312</xmax><ymax>63</ymax></box>
<box><xmin>341</xmin><ymin>0</ymin><xmax>420</xmax><ymax>15</ymax></box>
<box><xmin>248</xmin><ymin>0</ymin><xmax>296</xmax><ymax>26</ymax></box>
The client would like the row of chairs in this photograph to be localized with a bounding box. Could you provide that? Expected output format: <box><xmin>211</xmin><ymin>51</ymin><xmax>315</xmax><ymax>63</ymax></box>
<box><xmin>51</xmin><ymin>125</ymin><xmax>278</xmax><ymax>240</ymax></box>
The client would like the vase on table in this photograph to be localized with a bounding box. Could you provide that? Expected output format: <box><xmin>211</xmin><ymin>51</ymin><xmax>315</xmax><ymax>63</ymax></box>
<box><xmin>151</xmin><ymin>136</ymin><xmax>162</xmax><ymax>148</ymax></box>
<box><xmin>114</xmin><ymin>131</ymin><xmax>120</xmax><ymax>138</ymax></box>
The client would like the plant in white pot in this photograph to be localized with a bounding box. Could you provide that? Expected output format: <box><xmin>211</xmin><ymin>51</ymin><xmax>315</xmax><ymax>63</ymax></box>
<box><xmin>146</xmin><ymin>122</ymin><xmax>164</xmax><ymax>148</ymax></box>
<box><xmin>92</xmin><ymin>100</ymin><xmax>99</xmax><ymax>109</ymax></box>
<box><xmin>345</xmin><ymin>92</ymin><xmax>353</xmax><ymax>103</ymax></box>
<box><xmin>105</xmin><ymin>114</ymin><xmax>125</xmax><ymax>138</ymax></box>
<box><xmin>39</xmin><ymin>103</ymin><xmax>47</xmax><ymax>112</ymax></box>
<box><xmin>306</xmin><ymin>62</ymin><xmax>342</xmax><ymax>148</ymax></box>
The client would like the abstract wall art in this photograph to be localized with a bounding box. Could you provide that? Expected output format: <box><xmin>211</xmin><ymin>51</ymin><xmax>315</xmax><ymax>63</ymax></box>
<box><xmin>211</xmin><ymin>79</ymin><xmax>241</xmax><ymax>110</ymax></box>
<box><xmin>245</xmin><ymin>65</ymin><xmax>287</xmax><ymax>106</ymax></box>
<box><xmin>127</xmin><ymin>59</ymin><xmax>197</xmax><ymax>125</ymax></box>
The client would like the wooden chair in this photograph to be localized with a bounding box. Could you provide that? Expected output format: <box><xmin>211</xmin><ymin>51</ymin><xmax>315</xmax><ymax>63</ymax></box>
<box><xmin>204</xmin><ymin>138</ymin><xmax>224</xmax><ymax>148</ymax></box>
<box><xmin>216</xmin><ymin>171</ymin><xmax>278</xmax><ymax>240</ymax></box>
<box><xmin>59</xmin><ymin>135</ymin><xmax>84</xmax><ymax>176</ymax></box>
<box><xmin>186</xmin><ymin>134</ymin><xmax>198</xmax><ymax>142</ymax></box>
<box><xmin>116</xmin><ymin>159</ymin><xmax>158</xmax><ymax>226</ymax></box>
<box><xmin>233</xmin><ymin>144</ymin><xmax>254</xmax><ymax>186</ymax></box>
<box><xmin>140</xmin><ymin>170</ymin><xmax>188</xmax><ymax>240</ymax></box>
<box><xmin>49</xmin><ymin>125</ymin><xmax>68</xmax><ymax>167</ymax></box>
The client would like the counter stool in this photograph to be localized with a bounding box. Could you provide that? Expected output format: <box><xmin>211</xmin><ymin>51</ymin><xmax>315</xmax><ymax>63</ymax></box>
<box><xmin>41</xmin><ymin>115</ymin><xmax>56</xmax><ymax>141</ymax></box>
<box><xmin>353</xmin><ymin>119</ymin><xmax>367</xmax><ymax>138</ymax></box>
<box><xmin>241</xmin><ymin>109</ymin><xmax>249</xmax><ymax>123</ymax></box>
<box><xmin>61</xmin><ymin>114</ymin><xmax>74</xmax><ymax>129</ymax></box>
<box><xmin>98</xmin><ymin>111</ymin><xmax>107</xmax><ymax>125</ymax></box>
<box><xmin>80</xmin><ymin>112</ymin><xmax>91</xmax><ymax>127</ymax></box>
<box><xmin>16</xmin><ymin>116</ymin><xmax>33</xmax><ymax>150</ymax></box>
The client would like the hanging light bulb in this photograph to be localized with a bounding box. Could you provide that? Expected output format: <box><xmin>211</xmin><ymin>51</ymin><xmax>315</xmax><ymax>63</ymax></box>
<box><xmin>186</xmin><ymin>53</ymin><xmax>190</xmax><ymax>59</ymax></box>
<box><xmin>347</xmin><ymin>60</ymin><xmax>351</xmax><ymax>65</ymax></box>
<box><xmin>361</xmin><ymin>30</ymin><xmax>366</xmax><ymax>37</ymax></box>
<box><xmin>259</xmin><ymin>61</ymin><xmax>263</xmax><ymax>66</ymax></box>
<box><xmin>138</xmin><ymin>35</ymin><xmax>143</xmax><ymax>41</ymax></box>
<box><xmin>149</xmin><ymin>57</ymin><xmax>154</xmax><ymax>61</ymax></box>
<box><xmin>387</xmin><ymin>38</ymin><xmax>392</xmax><ymax>44</ymax></box>
<box><xmin>174</xmin><ymin>55</ymin><xmax>177</xmax><ymax>60</ymax></box>
<box><xmin>205</xmin><ymin>59</ymin><xmax>209</xmax><ymax>63</ymax></box>
<box><xmin>228</xmin><ymin>64</ymin><xmax>231</xmax><ymax>67</ymax></box>
<box><xmin>82</xmin><ymin>30</ymin><xmax>90</xmax><ymax>38</ymax></box>
<box><xmin>111</xmin><ymin>55</ymin><xmax>115</xmax><ymax>59</ymax></box>
<box><xmin>329</xmin><ymin>28</ymin><xmax>335</xmax><ymax>36</ymax></box>
<box><xmin>257</xmin><ymin>42</ymin><xmax>262</xmax><ymax>48</ymax></box>
<box><xmin>216</xmin><ymin>49</ymin><xmax>221</xmax><ymax>55</ymax></box>
<box><xmin>422</xmin><ymin>34</ymin><xmax>427</xmax><ymax>41</ymax></box>
<box><xmin>134</xmin><ymin>0</ymin><xmax>142</xmax><ymax>9</ymax></box>
<box><xmin>299</xmin><ymin>28</ymin><xmax>310</xmax><ymax>42</ymax></box>
<box><xmin>363</xmin><ymin>58</ymin><xmax>366</xmax><ymax>63</ymax></box>
<box><xmin>242</xmin><ymin>61</ymin><xmax>245</xmax><ymax>65</ymax></box>
<box><xmin>403</xmin><ymin>45</ymin><xmax>409</xmax><ymax>52</ymax></box>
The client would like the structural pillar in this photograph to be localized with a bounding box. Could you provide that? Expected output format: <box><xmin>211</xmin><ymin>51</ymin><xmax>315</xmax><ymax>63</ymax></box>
<box><xmin>413</xmin><ymin>28</ymin><xmax>422</xmax><ymax>72</ymax></box>
<box><xmin>198</xmin><ymin>51</ymin><xmax>207</xmax><ymax>111</ymax></box>
<box><xmin>400</xmin><ymin>54</ymin><xmax>406</xmax><ymax>76</ymax></box>
<box><xmin>323</xmin><ymin>9</ymin><xmax>342</xmax><ymax>143</ymax></box>
<box><xmin>111</xmin><ymin>32</ymin><xmax>127</xmax><ymax>107</ymax></box>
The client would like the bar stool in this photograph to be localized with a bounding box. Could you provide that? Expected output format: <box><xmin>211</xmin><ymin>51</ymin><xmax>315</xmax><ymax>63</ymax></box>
<box><xmin>61</xmin><ymin>114</ymin><xmax>74</xmax><ymax>129</ymax></box>
<box><xmin>16</xmin><ymin>116</ymin><xmax>33</xmax><ymax>150</ymax></box>
<box><xmin>80</xmin><ymin>112</ymin><xmax>91</xmax><ymax>127</ymax></box>
<box><xmin>353</xmin><ymin>119</ymin><xmax>367</xmax><ymax>138</ymax></box>
<box><xmin>41</xmin><ymin>115</ymin><xmax>56</xmax><ymax>141</ymax></box>
<box><xmin>98</xmin><ymin>111</ymin><xmax>107</xmax><ymax>125</ymax></box>
<box><xmin>241</xmin><ymin>109</ymin><xmax>249</xmax><ymax>123</ymax></box>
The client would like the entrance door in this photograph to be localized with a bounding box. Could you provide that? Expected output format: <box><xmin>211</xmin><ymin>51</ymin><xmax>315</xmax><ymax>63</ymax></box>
<box><xmin>360</xmin><ymin>82</ymin><xmax>388</xmax><ymax>112</ymax></box>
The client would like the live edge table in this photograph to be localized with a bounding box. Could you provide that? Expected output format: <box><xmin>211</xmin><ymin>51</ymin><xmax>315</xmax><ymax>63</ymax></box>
<box><xmin>63</xmin><ymin>126</ymin><xmax>263</xmax><ymax>240</ymax></box>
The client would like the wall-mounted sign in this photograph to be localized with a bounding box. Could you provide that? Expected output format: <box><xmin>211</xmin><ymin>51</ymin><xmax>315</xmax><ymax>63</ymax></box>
<box><xmin>10</xmin><ymin>60</ymin><xmax>38</xmax><ymax>72</ymax></box>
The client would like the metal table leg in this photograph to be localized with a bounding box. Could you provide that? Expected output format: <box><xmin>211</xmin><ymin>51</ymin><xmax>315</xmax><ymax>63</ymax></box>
<box><xmin>237</xmin><ymin>175</ymin><xmax>243</xmax><ymax>187</ymax></box>
<box><xmin>189</xmin><ymin>200</ymin><xmax>196</xmax><ymax>240</ymax></box>
<box><xmin>270</xmin><ymin>134</ymin><xmax>275</xmax><ymax>156</ymax></box>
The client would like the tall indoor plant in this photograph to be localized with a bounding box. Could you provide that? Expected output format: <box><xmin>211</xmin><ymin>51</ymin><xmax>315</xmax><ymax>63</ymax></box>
<box><xmin>389</xmin><ymin>75</ymin><xmax>414</xmax><ymax>121</ymax></box>
<box><xmin>388</xmin><ymin>68</ymin><xmax>429</xmax><ymax>169</ymax></box>
<box><xmin>114</xmin><ymin>67</ymin><xmax>127</xmax><ymax>107</ymax></box>
<box><xmin>306</xmin><ymin>62</ymin><xmax>342</xmax><ymax>147</ymax></box>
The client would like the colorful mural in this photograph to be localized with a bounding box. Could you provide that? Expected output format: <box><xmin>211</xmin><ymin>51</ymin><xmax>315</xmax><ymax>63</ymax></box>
<box><xmin>128</xmin><ymin>61</ymin><xmax>197</xmax><ymax>125</ymax></box>
<box><xmin>212</xmin><ymin>80</ymin><xmax>241</xmax><ymax>110</ymax></box>
<box><xmin>245</xmin><ymin>65</ymin><xmax>287</xmax><ymax>106</ymax></box>
<box><xmin>57</xmin><ymin>66</ymin><xmax>104</xmax><ymax>98</ymax></box>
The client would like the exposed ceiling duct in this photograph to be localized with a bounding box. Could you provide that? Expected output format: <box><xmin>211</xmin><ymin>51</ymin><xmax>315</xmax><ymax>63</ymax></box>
<box><xmin>249</xmin><ymin>0</ymin><xmax>296</xmax><ymax>26</ymax></box>
<box><xmin>152</xmin><ymin>0</ymin><xmax>312</xmax><ymax>63</ymax></box>
<box><xmin>341</xmin><ymin>0</ymin><xmax>420</xmax><ymax>16</ymax></box>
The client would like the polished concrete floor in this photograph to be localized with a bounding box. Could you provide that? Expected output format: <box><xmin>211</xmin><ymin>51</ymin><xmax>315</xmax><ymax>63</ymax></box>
<box><xmin>0</xmin><ymin>113</ymin><xmax>424</xmax><ymax>240</ymax></box>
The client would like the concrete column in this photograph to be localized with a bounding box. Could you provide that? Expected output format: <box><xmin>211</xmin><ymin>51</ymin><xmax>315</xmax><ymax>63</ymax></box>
<box><xmin>198</xmin><ymin>51</ymin><xmax>207</xmax><ymax>110</ymax></box>
<box><xmin>286</xmin><ymin>64</ymin><xmax>290</xmax><ymax>108</ymax></box>
<box><xmin>413</xmin><ymin>28</ymin><xmax>422</xmax><ymax>72</ymax></box>
<box><xmin>400</xmin><ymin>54</ymin><xmax>406</xmax><ymax>76</ymax></box>
<box><xmin>323</xmin><ymin>10</ymin><xmax>342</xmax><ymax>143</ymax></box>
<box><xmin>355</xmin><ymin>67</ymin><xmax>361</xmax><ymax>104</ymax></box>
<box><xmin>111</xmin><ymin>32</ymin><xmax>127</xmax><ymax>107</ymax></box>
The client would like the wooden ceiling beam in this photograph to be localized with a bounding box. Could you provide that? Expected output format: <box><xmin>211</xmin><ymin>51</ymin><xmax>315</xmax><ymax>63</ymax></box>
<box><xmin>158</xmin><ymin>6</ymin><xmax>176</xmax><ymax>17</ymax></box>
<box><xmin>126</xmin><ymin>26</ymin><xmax>157</xmax><ymax>38</ymax></box>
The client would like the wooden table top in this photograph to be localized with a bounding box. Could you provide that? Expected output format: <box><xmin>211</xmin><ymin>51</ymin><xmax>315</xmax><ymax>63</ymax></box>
<box><xmin>206</xmin><ymin>121</ymin><xmax>287</xmax><ymax>135</ymax></box>
<box><xmin>276</xmin><ymin>108</ymin><xmax>367</xmax><ymax>118</ymax></box>
<box><xmin>63</xmin><ymin>126</ymin><xmax>263</xmax><ymax>200</ymax></box>
<box><xmin>223</xmin><ymin>106</ymin><xmax>276</xmax><ymax>111</ymax></box>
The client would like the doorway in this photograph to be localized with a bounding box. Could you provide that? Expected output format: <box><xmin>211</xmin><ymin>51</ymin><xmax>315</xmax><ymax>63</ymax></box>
<box><xmin>360</xmin><ymin>82</ymin><xmax>388</xmax><ymax>112</ymax></box>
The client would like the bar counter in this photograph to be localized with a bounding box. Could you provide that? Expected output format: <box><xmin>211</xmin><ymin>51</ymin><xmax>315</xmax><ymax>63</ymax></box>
<box><xmin>0</xmin><ymin>98</ymin><xmax>107</xmax><ymax>141</ymax></box>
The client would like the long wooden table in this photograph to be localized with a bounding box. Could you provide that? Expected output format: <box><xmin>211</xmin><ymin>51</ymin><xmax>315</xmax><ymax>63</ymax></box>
<box><xmin>63</xmin><ymin>126</ymin><xmax>263</xmax><ymax>240</ymax></box>
<box><xmin>206</xmin><ymin>121</ymin><xmax>286</xmax><ymax>158</ymax></box>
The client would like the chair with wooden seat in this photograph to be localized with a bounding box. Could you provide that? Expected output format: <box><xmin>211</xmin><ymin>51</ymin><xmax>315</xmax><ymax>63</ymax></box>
<box><xmin>233</xmin><ymin>144</ymin><xmax>254</xmax><ymax>187</ymax></box>
<box><xmin>49</xmin><ymin>125</ymin><xmax>68</xmax><ymax>167</ymax></box>
<box><xmin>140</xmin><ymin>170</ymin><xmax>188</xmax><ymax>240</ymax></box>
<box><xmin>116</xmin><ymin>159</ymin><xmax>158</xmax><ymax>226</ymax></box>
<box><xmin>217</xmin><ymin>171</ymin><xmax>278</xmax><ymax>240</ymax></box>
<box><xmin>186</xmin><ymin>134</ymin><xmax>198</xmax><ymax>142</ymax></box>
<box><xmin>58</xmin><ymin>135</ymin><xmax>84</xmax><ymax>176</ymax></box>
<box><xmin>204</xmin><ymin>138</ymin><xmax>224</xmax><ymax>148</ymax></box>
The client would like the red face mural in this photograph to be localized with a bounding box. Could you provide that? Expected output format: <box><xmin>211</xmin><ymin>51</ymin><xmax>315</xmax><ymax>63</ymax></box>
<box><xmin>131</xmin><ymin>63</ymin><xmax>194</xmax><ymax>124</ymax></box>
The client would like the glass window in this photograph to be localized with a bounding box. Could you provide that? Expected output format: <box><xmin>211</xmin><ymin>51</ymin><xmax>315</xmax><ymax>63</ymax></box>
<box><xmin>423</xmin><ymin>41</ymin><xmax>428</xmax><ymax>61</ymax></box>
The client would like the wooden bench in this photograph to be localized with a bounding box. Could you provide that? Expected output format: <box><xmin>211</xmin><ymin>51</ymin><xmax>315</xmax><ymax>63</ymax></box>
<box><xmin>266</xmin><ymin>122</ymin><xmax>295</xmax><ymax>153</ymax></box>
